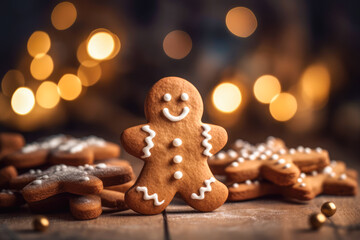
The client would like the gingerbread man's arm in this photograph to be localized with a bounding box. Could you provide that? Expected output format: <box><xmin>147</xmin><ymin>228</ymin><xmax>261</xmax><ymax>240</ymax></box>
<box><xmin>203</xmin><ymin>124</ymin><xmax>228</xmax><ymax>156</ymax></box>
<box><xmin>121</xmin><ymin>124</ymin><xmax>156</xmax><ymax>160</ymax></box>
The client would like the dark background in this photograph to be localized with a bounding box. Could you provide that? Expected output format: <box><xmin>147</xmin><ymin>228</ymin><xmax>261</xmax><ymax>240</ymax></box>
<box><xmin>0</xmin><ymin>0</ymin><xmax>359</xmax><ymax>165</ymax></box>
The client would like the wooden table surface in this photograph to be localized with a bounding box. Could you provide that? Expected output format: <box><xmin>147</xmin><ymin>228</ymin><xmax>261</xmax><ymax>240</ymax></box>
<box><xmin>1</xmin><ymin>153</ymin><xmax>360</xmax><ymax>240</ymax></box>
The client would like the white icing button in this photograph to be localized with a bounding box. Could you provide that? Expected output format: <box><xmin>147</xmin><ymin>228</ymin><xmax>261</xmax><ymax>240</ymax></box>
<box><xmin>323</xmin><ymin>166</ymin><xmax>333</xmax><ymax>174</ymax></box>
<box><xmin>245</xmin><ymin>180</ymin><xmax>252</xmax><ymax>185</ymax></box>
<box><xmin>85</xmin><ymin>165</ymin><xmax>94</xmax><ymax>171</ymax></box>
<box><xmin>173</xmin><ymin>171</ymin><xmax>183</xmax><ymax>180</ymax></box>
<box><xmin>32</xmin><ymin>180</ymin><xmax>42</xmax><ymax>185</ymax></box>
<box><xmin>289</xmin><ymin>148</ymin><xmax>296</xmax><ymax>154</ymax></box>
<box><xmin>249</xmin><ymin>154</ymin><xmax>257</xmax><ymax>161</ymax></box>
<box><xmin>181</xmin><ymin>93</ymin><xmax>189</xmax><ymax>101</ymax></box>
<box><xmin>217</xmin><ymin>152</ymin><xmax>226</xmax><ymax>160</ymax></box>
<box><xmin>231</xmin><ymin>162</ymin><xmax>239</xmax><ymax>167</ymax></box>
<box><xmin>173</xmin><ymin>155</ymin><xmax>183</xmax><ymax>164</ymax></box>
<box><xmin>316</xmin><ymin>147</ymin><xmax>323</xmax><ymax>153</ymax></box>
<box><xmin>283</xmin><ymin>163</ymin><xmax>291</xmax><ymax>169</ymax></box>
<box><xmin>227</xmin><ymin>150</ymin><xmax>238</xmax><ymax>158</ymax></box>
<box><xmin>172</xmin><ymin>138</ymin><xmax>182</xmax><ymax>147</ymax></box>
<box><xmin>300</xmin><ymin>183</ymin><xmax>306</xmax><ymax>187</ymax></box>
<box><xmin>312</xmin><ymin>171</ymin><xmax>318</xmax><ymax>176</ymax></box>
<box><xmin>272</xmin><ymin>154</ymin><xmax>279</xmax><ymax>160</ymax></box>
<box><xmin>257</xmin><ymin>145</ymin><xmax>266</xmax><ymax>152</ymax></box>
<box><xmin>297</xmin><ymin>146</ymin><xmax>304</xmax><ymax>152</ymax></box>
<box><xmin>232</xmin><ymin>183</ymin><xmax>239</xmax><ymax>188</ymax></box>
<box><xmin>297</xmin><ymin>178</ymin><xmax>303</xmax><ymax>183</ymax></box>
<box><xmin>305</xmin><ymin>147</ymin><xmax>312</xmax><ymax>154</ymax></box>
<box><xmin>36</xmin><ymin>169</ymin><xmax>42</xmax><ymax>174</ymax></box>
<box><xmin>80</xmin><ymin>176</ymin><xmax>90</xmax><ymax>181</ymax></box>
<box><xmin>29</xmin><ymin>169</ymin><xmax>35</xmax><ymax>174</ymax></box>
<box><xmin>96</xmin><ymin>163</ymin><xmax>107</xmax><ymax>169</ymax></box>
<box><xmin>237</xmin><ymin>157</ymin><xmax>245</xmax><ymax>163</ymax></box>
<box><xmin>276</xmin><ymin>159</ymin><xmax>286</xmax><ymax>165</ymax></box>
<box><xmin>339</xmin><ymin>173</ymin><xmax>347</xmax><ymax>180</ymax></box>
<box><xmin>235</xmin><ymin>139</ymin><xmax>244</xmax><ymax>148</ymax></box>
<box><xmin>260</xmin><ymin>154</ymin><xmax>267</xmax><ymax>160</ymax></box>
<box><xmin>265</xmin><ymin>150</ymin><xmax>272</xmax><ymax>156</ymax></box>
<box><xmin>330</xmin><ymin>172</ymin><xmax>336</xmax><ymax>178</ymax></box>
<box><xmin>242</xmin><ymin>152</ymin><xmax>249</xmax><ymax>158</ymax></box>
<box><xmin>252</xmin><ymin>151</ymin><xmax>260</xmax><ymax>157</ymax></box>
<box><xmin>163</xmin><ymin>93</ymin><xmax>171</xmax><ymax>102</ymax></box>
<box><xmin>279</xmin><ymin>149</ymin><xmax>287</xmax><ymax>155</ymax></box>
<box><xmin>300</xmin><ymin>173</ymin><xmax>306</xmax><ymax>179</ymax></box>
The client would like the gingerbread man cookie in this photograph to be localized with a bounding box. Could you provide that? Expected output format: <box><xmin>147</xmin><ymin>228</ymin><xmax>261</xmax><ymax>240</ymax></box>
<box><xmin>121</xmin><ymin>77</ymin><xmax>228</xmax><ymax>215</ymax></box>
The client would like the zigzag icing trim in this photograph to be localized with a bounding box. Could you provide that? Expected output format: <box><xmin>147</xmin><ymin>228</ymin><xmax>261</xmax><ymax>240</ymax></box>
<box><xmin>201</xmin><ymin>124</ymin><xmax>212</xmax><ymax>157</ymax></box>
<box><xmin>191</xmin><ymin>177</ymin><xmax>216</xmax><ymax>200</ymax></box>
<box><xmin>141</xmin><ymin>125</ymin><xmax>156</xmax><ymax>158</ymax></box>
<box><xmin>136</xmin><ymin>186</ymin><xmax>165</xmax><ymax>206</ymax></box>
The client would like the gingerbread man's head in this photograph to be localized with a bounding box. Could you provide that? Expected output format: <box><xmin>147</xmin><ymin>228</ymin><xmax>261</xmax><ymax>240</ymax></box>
<box><xmin>144</xmin><ymin>77</ymin><xmax>204</xmax><ymax>124</ymax></box>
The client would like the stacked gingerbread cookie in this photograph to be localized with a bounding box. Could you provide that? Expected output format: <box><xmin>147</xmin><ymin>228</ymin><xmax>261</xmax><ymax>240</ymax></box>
<box><xmin>0</xmin><ymin>133</ymin><xmax>135</xmax><ymax>219</ymax></box>
<box><xmin>208</xmin><ymin>137</ymin><xmax>358</xmax><ymax>202</ymax></box>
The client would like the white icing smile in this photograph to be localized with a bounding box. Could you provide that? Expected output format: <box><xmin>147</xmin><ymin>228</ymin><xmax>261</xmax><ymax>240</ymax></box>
<box><xmin>162</xmin><ymin>107</ymin><xmax>190</xmax><ymax>122</ymax></box>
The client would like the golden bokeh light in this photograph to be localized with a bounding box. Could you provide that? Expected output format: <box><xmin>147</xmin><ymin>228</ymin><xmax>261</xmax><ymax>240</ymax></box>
<box><xmin>11</xmin><ymin>87</ymin><xmax>35</xmax><ymax>115</ymax></box>
<box><xmin>226</xmin><ymin>7</ymin><xmax>257</xmax><ymax>38</ymax></box>
<box><xmin>58</xmin><ymin>74</ymin><xmax>82</xmax><ymax>101</ymax></box>
<box><xmin>27</xmin><ymin>31</ymin><xmax>51</xmax><ymax>57</ymax></box>
<box><xmin>212</xmin><ymin>83</ymin><xmax>242</xmax><ymax>113</ymax></box>
<box><xmin>30</xmin><ymin>54</ymin><xmax>54</xmax><ymax>80</ymax></box>
<box><xmin>106</xmin><ymin>32</ymin><xmax>121</xmax><ymax>60</ymax></box>
<box><xmin>36</xmin><ymin>81</ymin><xmax>60</xmax><ymax>109</ymax></box>
<box><xmin>51</xmin><ymin>2</ymin><xmax>77</xmax><ymax>30</ymax></box>
<box><xmin>163</xmin><ymin>30</ymin><xmax>192</xmax><ymax>59</ymax></box>
<box><xmin>77</xmin><ymin>64</ymin><xmax>102</xmax><ymax>86</ymax></box>
<box><xmin>1</xmin><ymin>70</ymin><xmax>25</xmax><ymax>97</ymax></box>
<box><xmin>87</xmin><ymin>31</ymin><xmax>115</xmax><ymax>60</ymax></box>
<box><xmin>77</xmin><ymin>41</ymin><xmax>99</xmax><ymax>67</ymax></box>
<box><xmin>300</xmin><ymin>64</ymin><xmax>331</xmax><ymax>109</ymax></box>
<box><xmin>269</xmin><ymin>93</ymin><xmax>297</xmax><ymax>121</ymax></box>
<box><xmin>253</xmin><ymin>75</ymin><xmax>281</xmax><ymax>104</ymax></box>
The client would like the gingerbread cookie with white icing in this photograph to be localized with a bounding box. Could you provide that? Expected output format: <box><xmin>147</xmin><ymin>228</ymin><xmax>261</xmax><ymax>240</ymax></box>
<box><xmin>228</xmin><ymin>161</ymin><xmax>357</xmax><ymax>201</ymax></box>
<box><xmin>1</xmin><ymin>135</ymin><xmax>120</xmax><ymax>169</ymax></box>
<box><xmin>209</xmin><ymin>137</ymin><xmax>286</xmax><ymax>175</ymax></box>
<box><xmin>12</xmin><ymin>162</ymin><xmax>133</xmax><ymax>202</ymax></box>
<box><xmin>121</xmin><ymin>77</ymin><xmax>228</xmax><ymax>215</ymax></box>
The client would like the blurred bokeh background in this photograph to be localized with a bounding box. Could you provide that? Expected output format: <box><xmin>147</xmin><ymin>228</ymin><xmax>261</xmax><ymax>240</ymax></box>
<box><xmin>0</xmin><ymin>0</ymin><xmax>359</xmax><ymax>165</ymax></box>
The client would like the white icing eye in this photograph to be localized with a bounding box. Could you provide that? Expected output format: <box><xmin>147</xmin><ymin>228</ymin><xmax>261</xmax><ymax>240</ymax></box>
<box><xmin>181</xmin><ymin>93</ymin><xmax>189</xmax><ymax>101</ymax></box>
<box><xmin>163</xmin><ymin>93</ymin><xmax>172</xmax><ymax>102</ymax></box>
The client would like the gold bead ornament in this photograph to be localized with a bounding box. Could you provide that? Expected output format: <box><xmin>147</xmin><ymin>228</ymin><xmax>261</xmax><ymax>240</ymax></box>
<box><xmin>309</xmin><ymin>213</ymin><xmax>326</xmax><ymax>230</ymax></box>
<box><xmin>321</xmin><ymin>201</ymin><xmax>337</xmax><ymax>217</ymax></box>
<box><xmin>33</xmin><ymin>215</ymin><xmax>49</xmax><ymax>232</ymax></box>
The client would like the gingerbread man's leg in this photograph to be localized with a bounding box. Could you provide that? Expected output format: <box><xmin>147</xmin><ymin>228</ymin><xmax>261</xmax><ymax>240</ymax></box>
<box><xmin>125</xmin><ymin>164</ymin><xmax>177</xmax><ymax>215</ymax></box>
<box><xmin>179</xmin><ymin>167</ymin><xmax>228</xmax><ymax>212</ymax></box>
